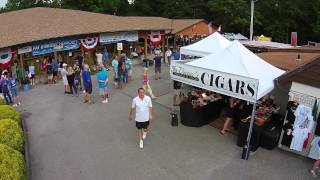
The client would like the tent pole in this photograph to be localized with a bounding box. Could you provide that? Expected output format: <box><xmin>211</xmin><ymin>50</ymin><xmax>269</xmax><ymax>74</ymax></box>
<box><xmin>242</xmin><ymin>102</ymin><xmax>257</xmax><ymax>160</ymax></box>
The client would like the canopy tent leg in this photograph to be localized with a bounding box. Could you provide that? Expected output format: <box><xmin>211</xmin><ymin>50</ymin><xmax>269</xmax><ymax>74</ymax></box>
<box><xmin>242</xmin><ymin>102</ymin><xmax>257</xmax><ymax>160</ymax></box>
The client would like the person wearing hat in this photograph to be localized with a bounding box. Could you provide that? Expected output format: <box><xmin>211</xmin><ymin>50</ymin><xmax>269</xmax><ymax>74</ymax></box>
<box><xmin>60</xmin><ymin>63</ymin><xmax>69</xmax><ymax>93</ymax></box>
<box><xmin>96</xmin><ymin>64</ymin><xmax>109</xmax><ymax>103</ymax></box>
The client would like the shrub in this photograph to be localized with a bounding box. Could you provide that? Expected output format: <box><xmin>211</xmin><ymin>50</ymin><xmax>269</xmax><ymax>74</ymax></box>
<box><xmin>0</xmin><ymin>144</ymin><xmax>26</xmax><ymax>180</ymax></box>
<box><xmin>0</xmin><ymin>119</ymin><xmax>24</xmax><ymax>152</ymax></box>
<box><xmin>0</xmin><ymin>105</ymin><xmax>20</xmax><ymax>123</ymax></box>
<box><xmin>0</xmin><ymin>98</ymin><xmax>5</xmax><ymax>105</ymax></box>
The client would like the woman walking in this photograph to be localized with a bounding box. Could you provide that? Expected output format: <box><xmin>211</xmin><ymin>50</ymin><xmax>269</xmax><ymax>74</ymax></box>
<box><xmin>221</xmin><ymin>97</ymin><xmax>238</xmax><ymax>135</ymax></box>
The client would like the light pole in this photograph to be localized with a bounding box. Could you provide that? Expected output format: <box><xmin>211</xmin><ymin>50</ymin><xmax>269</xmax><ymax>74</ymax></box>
<box><xmin>249</xmin><ymin>0</ymin><xmax>258</xmax><ymax>41</ymax></box>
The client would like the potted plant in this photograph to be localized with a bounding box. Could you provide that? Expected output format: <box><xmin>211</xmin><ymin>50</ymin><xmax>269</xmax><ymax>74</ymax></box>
<box><xmin>20</xmin><ymin>78</ymin><xmax>30</xmax><ymax>92</ymax></box>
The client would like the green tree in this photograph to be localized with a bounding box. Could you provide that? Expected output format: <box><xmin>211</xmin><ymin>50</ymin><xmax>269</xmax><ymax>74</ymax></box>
<box><xmin>207</xmin><ymin>0</ymin><xmax>250</xmax><ymax>34</ymax></box>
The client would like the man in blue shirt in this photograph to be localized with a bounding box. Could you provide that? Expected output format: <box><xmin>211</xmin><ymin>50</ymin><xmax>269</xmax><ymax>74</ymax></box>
<box><xmin>172</xmin><ymin>50</ymin><xmax>180</xmax><ymax>60</ymax></box>
<box><xmin>52</xmin><ymin>58</ymin><xmax>59</xmax><ymax>83</ymax></box>
<box><xmin>103</xmin><ymin>48</ymin><xmax>109</xmax><ymax>66</ymax></box>
<box><xmin>0</xmin><ymin>75</ymin><xmax>12</xmax><ymax>105</ymax></box>
<box><xmin>154</xmin><ymin>53</ymin><xmax>162</xmax><ymax>80</ymax></box>
<box><xmin>96</xmin><ymin>64</ymin><xmax>109</xmax><ymax>103</ymax></box>
<box><xmin>10</xmin><ymin>76</ymin><xmax>21</xmax><ymax>107</ymax></box>
<box><xmin>82</xmin><ymin>64</ymin><xmax>93</xmax><ymax>104</ymax></box>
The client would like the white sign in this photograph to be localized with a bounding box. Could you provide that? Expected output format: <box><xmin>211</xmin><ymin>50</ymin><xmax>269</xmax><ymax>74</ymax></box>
<box><xmin>170</xmin><ymin>61</ymin><xmax>259</xmax><ymax>102</ymax></box>
<box><xmin>117</xmin><ymin>43</ymin><xmax>123</xmax><ymax>51</ymax></box>
<box><xmin>18</xmin><ymin>46</ymin><xmax>32</xmax><ymax>54</ymax></box>
<box><xmin>100</xmin><ymin>31</ymin><xmax>138</xmax><ymax>44</ymax></box>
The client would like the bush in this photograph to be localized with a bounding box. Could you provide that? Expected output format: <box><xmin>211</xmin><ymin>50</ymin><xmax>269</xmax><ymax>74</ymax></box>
<box><xmin>0</xmin><ymin>119</ymin><xmax>24</xmax><ymax>152</ymax></box>
<box><xmin>0</xmin><ymin>98</ymin><xmax>5</xmax><ymax>105</ymax></box>
<box><xmin>0</xmin><ymin>144</ymin><xmax>26</xmax><ymax>180</ymax></box>
<box><xmin>0</xmin><ymin>105</ymin><xmax>20</xmax><ymax>123</ymax></box>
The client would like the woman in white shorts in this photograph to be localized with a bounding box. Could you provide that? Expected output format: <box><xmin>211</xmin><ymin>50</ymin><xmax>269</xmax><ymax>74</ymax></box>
<box><xmin>60</xmin><ymin>63</ymin><xmax>69</xmax><ymax>93</ymax></box>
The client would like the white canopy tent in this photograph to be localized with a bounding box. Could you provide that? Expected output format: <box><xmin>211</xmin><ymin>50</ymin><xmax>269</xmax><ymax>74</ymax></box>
<box><xmin>180</xmin><ymin>32</ymin><xmax>231</xmax><ymax>57</ymax></box>
<box><xmin>170</xmin><ymin>40</ymin><xmax>285</xmax><ymax>159</ymax></box>
<box><xmin>187</xmin><ymin>40</ymin><xmax>285</xmax><ymax>100</ymax></box>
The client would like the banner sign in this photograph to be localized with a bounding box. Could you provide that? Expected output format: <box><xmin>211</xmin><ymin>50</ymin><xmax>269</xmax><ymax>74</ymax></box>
<box><xmin>117</xmin><ymin>43</ymin><xmax>123</xmax><ymax>51</ymax></box>
<box><xmin>18</xmin><ymin>46</ymin><xmax>32</xmax><ymax>54</ymax></box>
<box><xmin>80</xmin><ymin>37</ymin><xmax>99</xmax><ymax>51</ymax></box>
<box><xmin>170</xmin><ymin>61</ymin><xmax>259</xmax><ymax>102</ymax></box>
<box><xmin>100</xmin><ymin>31</ymin><xmax>138</xmax><ymax>44</ymax></box>
<box><xmin>0</xmin><ymin>48</ymin><xmax>14</xmax><ymax>69</ymax></box>
<box><xmin>32</xmin><ymin>37</ymin><xmax>79</xmax><ymax>56</ymax></box>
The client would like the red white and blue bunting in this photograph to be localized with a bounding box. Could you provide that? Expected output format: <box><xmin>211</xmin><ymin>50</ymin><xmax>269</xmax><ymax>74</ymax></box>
<box><xmin>0</xmin><ymin>48</ymin><xmax>14</xmax><ymax>69</ymax></box>
<box><xmin>149</xmin><ymin>31</ymin><xmax>163</xmax><ymax>45</ymax></box>
<box><xmin>80</xmin><ymin>37</ymin><xmax>99</xmax><ymax>51</ymax></box>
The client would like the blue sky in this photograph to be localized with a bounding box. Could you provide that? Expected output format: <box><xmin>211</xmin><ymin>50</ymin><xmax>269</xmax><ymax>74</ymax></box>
<box><xmin>0</xmin><ymin>0</ymin><xmax>7</xmax><ymax>8</ymax></box>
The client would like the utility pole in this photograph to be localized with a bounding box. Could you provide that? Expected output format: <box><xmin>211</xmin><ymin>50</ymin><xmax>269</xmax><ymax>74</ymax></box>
<box><xmin>250</xmin><ymin>0</ymin><xmax>258</xmax><ymax>41</ymax></box>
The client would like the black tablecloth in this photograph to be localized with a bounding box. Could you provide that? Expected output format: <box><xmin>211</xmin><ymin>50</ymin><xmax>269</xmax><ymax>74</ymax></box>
<box><xmin>237</xmin><ymin>121</ymin><xmax>265</xmax><ymax>152</ymax></box>
<box><xmin>180</xmin><ymin>99</ymin><xmax>224</xmax><ymax>127</ymax></box>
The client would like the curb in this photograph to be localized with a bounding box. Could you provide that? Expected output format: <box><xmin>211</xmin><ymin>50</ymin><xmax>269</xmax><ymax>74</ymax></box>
<box><xmin>21</xmin><ymin>116</ymin><xmax>32</xmax><ymax>180</ymax></box>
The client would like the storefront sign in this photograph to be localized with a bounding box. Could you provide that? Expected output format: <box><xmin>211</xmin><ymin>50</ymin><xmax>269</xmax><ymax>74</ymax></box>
<box><xmin>32</xmin><ymin>37</ymin><xmax>79</xmax><ymax>56</ymax></box>
<box><xmin>80</xmin><ymin>37</ymin><xmax>99</xmax><ymax>51</ymax></box>
<box><xmin>100</xmin><ymin>31</ymin><xmax>138</xmax><ymax>44</ymax></box>
<box><xmin>0</xmin><ymin>48</ymin><xmax>14</xmax><ymax>68</ymax></box>
<box><xmin>117</xmin><ymin>43</ymin><xmax>123</xmax><ymax>51</ymax></box>
<box><xmin>170</xmin><ymin>61</ymin><xmax>259</xmax><ymax>102</ymax></box>
<box><xmin>18</xmin><ymin>46</ymin><xmax>32</xmax><ymax>54</ymax></box>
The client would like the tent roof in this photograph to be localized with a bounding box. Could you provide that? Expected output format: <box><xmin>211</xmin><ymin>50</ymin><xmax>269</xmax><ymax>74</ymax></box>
<box><xmin>180</xmin><ymin>32</ymin><xmax>230</xmax><ymax>57</ymax></box>
<box><xmin>234</xmin><ymin>33</ymin><xmax>248</xmax><ymax>40</ymax></box>
<box><xmin>187</xmin><ymin>40</ymin><xmax>285</xmax><ymax>100</ymax></box>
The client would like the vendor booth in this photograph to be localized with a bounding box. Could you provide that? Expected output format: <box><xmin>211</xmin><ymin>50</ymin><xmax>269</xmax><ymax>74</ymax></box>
<box><xmin>170</xmin><ymin>40</ymin><xmax>285</xmax><ymax>159</ymax></box>
<box><xmin>180</xmin><ymin>32</ymin><xmax>230</xmax><ymax>57</ymax></box>
<box><xmin>276</xmin><ymin>57</ymin><xmax>320</xmax><ymax>159</ymax></box>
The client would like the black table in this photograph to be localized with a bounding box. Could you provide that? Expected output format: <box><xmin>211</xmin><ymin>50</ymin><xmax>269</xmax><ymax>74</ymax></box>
<box><xmin>180</xmin><ymin>99</ymin><xmax>224</xmax><ymax>127</ymax></box>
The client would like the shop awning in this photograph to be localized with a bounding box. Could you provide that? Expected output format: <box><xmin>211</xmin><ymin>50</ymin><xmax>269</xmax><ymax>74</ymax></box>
<box><xmin>171</xmin><ymin>40</ymin><xmax>285</xmax><ymax>102</ymax></box>
<box><xmin>180</xmin><ymin>32</ymin><xmax>230</xmax><ymax>57</ymax></box>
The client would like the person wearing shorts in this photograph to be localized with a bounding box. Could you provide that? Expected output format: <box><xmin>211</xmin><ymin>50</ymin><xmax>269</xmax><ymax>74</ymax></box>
<box><xmin>28</xmin><ymin>63</ymin><xmax>35</xmax><ymax>86</ymax></box>
<box><xmin>221</xmin><ymin>97</ymin><xmax>237</xmax><ymax>135</ymax></box>
<box><xmin>46</xmin><ymin>60</ymin><xmax>53</xmax><ymax>84</ymax></box>
<box><xmin>173</xmin><ymin>80</ymin><xmax>182</xmax><ymax>106</ymax></box>
<box><xmin>154</xmin><ymin>54</ymin><xmax>162</xmax><ymax>80</ymax></box>
<box><xmin>52</xmin><ymin>58</ymin><xmax>59</xmax><ymax>83</ymax></box>
<box><xmin>96</xmin><ymin>64</ymin><xmax>109</xmax><ymax>103</ymax></box>
<box><xmin>82</xmin><ymin>64</ymin><xmax>93</xmax><ymax>104</ymax></box>
<box><xmin>129</xmin><ymin>88</ymin><xmax>153</xmax><ymax>149</ymax></box>
<box><xmin>111</xmin><ymin>56</ymin><xmax>119</xmax><ymax>88</ymax></box>
<box><xmin>60</xmin><ymin>64</ymin><xmax>68</xmax><ymax>93</ymax></box>
<box><xmin>10</xmin><ymin>76</ymin><xmax>20</xmax><ymax>107</ymax></box>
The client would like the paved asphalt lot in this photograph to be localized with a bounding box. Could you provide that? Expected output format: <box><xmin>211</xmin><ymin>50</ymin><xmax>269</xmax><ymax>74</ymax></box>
<box><xmin>19</xmin><ymin>64</ymin><xmax>314</xmax><ymax>180</ymax></box>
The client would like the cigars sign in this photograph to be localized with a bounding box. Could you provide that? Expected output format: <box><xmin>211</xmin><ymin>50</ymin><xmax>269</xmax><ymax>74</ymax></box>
<box><xmin>170</xmin><ymin>61</ymin><xmax>259</xmax><ymax>102</ymax></box>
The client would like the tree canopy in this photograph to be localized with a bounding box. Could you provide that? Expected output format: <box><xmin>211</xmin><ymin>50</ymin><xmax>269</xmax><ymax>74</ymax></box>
<box><xmin>1</xmin><ymin>0</ymin><xmax>319</xmax><ymax>44</ymax></box>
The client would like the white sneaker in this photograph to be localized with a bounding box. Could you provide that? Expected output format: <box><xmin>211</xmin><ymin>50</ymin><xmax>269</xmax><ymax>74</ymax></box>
<box><xmin>102</xmin><ymin>99</ymin><xmax>108</xmax><ymax>104</ymax></box>
<box><xmin>310</xmin><ymin>169</ymin><xmax>318</xmax><ymax>178</ymax></box>
<box><xmin>12</xmin><ymin>104</ymin><xmax>18</xmax><ymax>107</ymax></box>
<box><xmin>142</xmin><ymin>132</ymin><xmax>147</xmax><ymax>140</ymax></box>
<box><xmin>139</xmin><ymin>140</ymin><xmax>143</xmax><ymax>149</ymax></box>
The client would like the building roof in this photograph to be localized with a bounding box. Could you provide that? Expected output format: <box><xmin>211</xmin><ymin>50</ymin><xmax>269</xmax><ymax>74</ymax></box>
<box><xmin>277</xmin><ymin>55</ymin><xmax>320</xmax><ymax>88</ymax></box>
<box><xmin>258</xmin><ymin>52</ymin><xmax>320</xmax><ymax>71</ymax></box>
<box><xmin>0</xmin><ymin>7</ymin><xmax>207</xmax><ymax>49</ymax></box>
<box><xmin>171</xmin><ymin>19</ymin><xmax>205</xmax><ymax>34</ymax></box>
<box><xmin>0</xmin><ymin>7</ymin><xmax>173</xmax><ymax>49</ymax></box>
<box><xmin>240</xmin><ymin>40</ymin><xmax>293</xmax><ymax>49</ymax></box>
